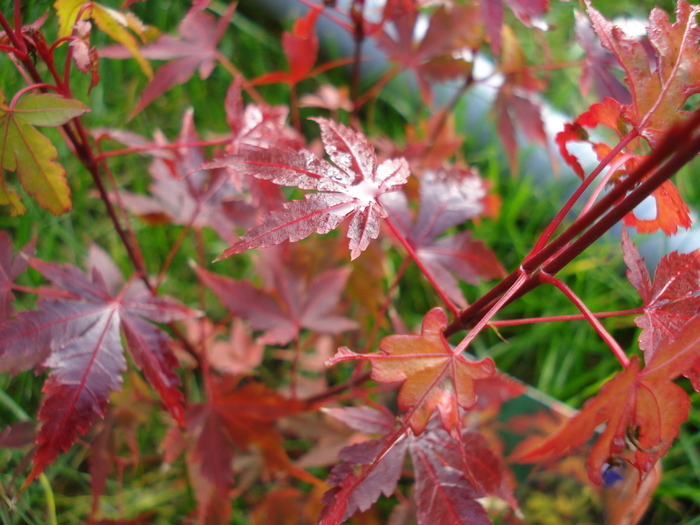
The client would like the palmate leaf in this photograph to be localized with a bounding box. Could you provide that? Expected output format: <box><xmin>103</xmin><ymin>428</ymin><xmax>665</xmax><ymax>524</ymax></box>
<box><xmin>55</xmin><ymin>0</ymin><xmax>158</xmax><ymax>78</ymax></box>
<box><xmin>104</xmin><ymin>108</ymin><xmax>255</xmax><ymax>242</ymax></box>
<box><xmin>376</xmin><ymin>3</ymin><xmax>480</xmax><ymax>103</ymax></box>
<box><xmin>479</xmin><ymin>0</ymin><xmax>549</xmax><ymax>56</ymax></box>
<box><xmin>253</xmin><ymin>6</ymin><xmax>321</xmax><ymax>86</ymax></box>
<box><xmin>195</xmin><ymin>254</ymin><xmax>357</xmax><ymax>346</ymax></box>
<box><xmin>181</xmin><ymin>377</ymin><xmax>316</xmax><ymax>521</ymax></box>
<box><xmin>210</xmin><ymin>118</ymin><xmax>410</xmax><ymax>260</ymax></box>
<box><xmin>327</xmin><ymin>308</ymin><xmax>495</xmax><ymax>434</ymax></box>
<box><xmin>622</xmin><ymin>230</ymin><xmax>700</xmax><ymax>390</ymax></box>
<box><xmin>622</xmin><ymin>229</ymin><xmax>700</xmax><ymax>362</ymax></box>
<box><xmin>0</xmin><ymin>92</ymin><xmax>89</xmax><ymax>215</ymax></box>
<box><xmin>512</xmin><ymin>314</ymin><xmax>700</xmax><ymax>485</ymax></box>
<box><xmin>99</xmin><ymin>5</ymin><xmax>235</xmax><ymax>116</ymax></box>
<box><xmin>320</xmin><ymin>408</ymin><xmax>513</xmax><ymax>525</ymax></box>
<box><xmin>383</xmin><ymin>168</ymin><xmax>505</xmax><ymax>307</ymax></box>
<box><xmin>0</xmin><ymin>248</ymin><xmax>195</xmax><ymax>484</ymax></box>
<box><xmin>0</xmin><ymin>232</ymin><xmax>35</xmax><ymax>323</ymax></box>
<box><xmin>557</xmin><ymin>1</ymin><xmax>700</xmax><ymax>234</ymax></box>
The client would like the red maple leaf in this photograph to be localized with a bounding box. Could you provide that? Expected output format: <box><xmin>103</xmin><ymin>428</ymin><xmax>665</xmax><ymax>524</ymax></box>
<box><xmin>253</xmin><ymin>6</ymin><xmax>321</xmax><ymax>86</ymax></box>
<box><xmin>383</xmin><ymin>167</ymin><xmax>505</xmax><ymax>307</ymax></box>
<box><xmin>491</xmin><ymin>26</ymin><xmax>549</xmax><ymax>175</ymax></box>
<box><xmin>99</xmin><ymin>5</ymin><xmax>236</xmax><ymax>116</ymax></box>
<box><xmin>327</xmin><ymin>307</ymin><xmax>495</xmax><ymax>434</ymax></box>
<box><xmin>376</xmin><ymin>3</ymin><xmax>479</xmax><ymax>103</ymax></box>
<box><xmin>0</xmin><ymin>232</ymin><xmax>35</xmax><ymax>323</ymax></box>
<box><xmin>184</xmin><ymin>378</ymin><xmax>316</xmax><ymax>503</ymax></box>
<box><xmin>574</xmin><ymin>9</ymin><xmax>630</xmax><ymax>104</ymax></box>
<box><xmin>320</xmin><ymin>408</ymin><xmax>513</xmax><ymax>525</ymax></box>
<box><xmin>0</xmin><ymin>247</ymin><xmax>195</xmax><ymax>484</ymax></box>
<box><xmin>208</xmin><ymin>118</ymin><xmax>410</xmax><ymax>260</ymax></box>
<box><xmin>107</xmin><ymin>108</ymin><xmax>255</xmax><ymax>242</ymax></box>
<box><xmin>557</xmin><ymin>2</ymin><xmax>700</xmax><ymax>234</ymax></box>
<box><xmin>195</xmin><ymin>249</ymin><xmax>357</xmax><ymax>345</ymax></box>
<box><xmin>512</xmin><ymin>313</ymin><xmax>700</xmax><ymax>485</ymax></box>
<box><xmin>587</xmin><ymin>1</ymin><xmax>700</xmax><ymax>147</ymax></box>
<box><xmin>622</xmin><ymin>229</ymin><xmax>700</xmax><ymax>361</ymax></box>
<box><xmin>480</xmin><ymin>0</ymin><xmax>549</xmax><ymax>56</ymax></box>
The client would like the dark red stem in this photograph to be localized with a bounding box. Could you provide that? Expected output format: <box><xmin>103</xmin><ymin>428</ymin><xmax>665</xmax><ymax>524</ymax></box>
<box><xmin>444</xmin><ymin>110</ymin><xmax>700</xmax><ymax>337</ymax></box>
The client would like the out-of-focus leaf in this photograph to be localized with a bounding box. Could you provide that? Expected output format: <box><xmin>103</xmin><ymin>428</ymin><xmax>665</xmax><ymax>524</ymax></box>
<box><xmin>0</xmin><ymin>92</ymin><xmax>89</xmax><ymax>215</ymax></box>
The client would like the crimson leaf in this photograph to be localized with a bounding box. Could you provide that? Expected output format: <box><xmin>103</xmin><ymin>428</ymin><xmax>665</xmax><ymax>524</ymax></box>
<box><xmin>321</xmin><ymin>409</ymin><xmax>513</xmax><ymax>525</ymax></box>
<box><xmin>0</xmin><ymin>247</ymin><xmax>195</xmax><ymax>484</ymax></box>
<box><xmin>0</xmin><ymin>232</ymin><xmax>35</xmax><ymax>323</ymax></box>
<box><xmin>195</xmin><ymin>252</ymin><xmax>357</xmax><ymax>345</ymax></box>
<box><xmin>622</xmin><ymin>229</ymin><xmax>700</xmax><ymax>362</ymax></box>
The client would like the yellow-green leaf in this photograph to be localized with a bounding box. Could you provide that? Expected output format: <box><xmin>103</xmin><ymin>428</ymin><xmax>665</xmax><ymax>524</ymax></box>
<box><xmin>14</xmin><ymin>93</ymin><xmax>89</xmax><ymax>127</ymax></box>
<box><xmin>54</xmin><ymin>0</ymin><xmax>88</xmax><ymax>38</ymax></box>
<box><xmin>92</xmin><ymin>4</ymin><xmax>154</xmax><ymax>78</ymax></box>
<box><xmin>0</xmin><ymin>92</ymin><xmax>86</xmax><ymax>215</ymax></box>
<box><xmin>0</xmin><ymin>180</ymin><xmax>25</xmax><ymax>216</ymax></box>
<box><xmin>53</xmin><ymin>0</ymin><xmax>157</xmax><ymax>77</ymax></box>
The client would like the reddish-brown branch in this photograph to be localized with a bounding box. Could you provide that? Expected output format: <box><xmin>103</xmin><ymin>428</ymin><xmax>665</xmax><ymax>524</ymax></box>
<box><xmin>445</xmin><ymin>110</ymin><xmax>700</xmax><ymax>337</ymax></box>
<box><xmin>540</xmin><ymin>273</ymin><xmax>630</xmax><ymax>367</ymax></box>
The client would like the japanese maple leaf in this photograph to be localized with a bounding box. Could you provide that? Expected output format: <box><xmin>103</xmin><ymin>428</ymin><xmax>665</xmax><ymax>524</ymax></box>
<box><xmin>105</xmin><ymin>108</ymin><xmax>255</xmax><ymax>242</ymax></box>
<box><xmin>209</xmin><ymin>118</ymin><xmax>410</xmax><ymax>260</ymax></box>
<box><xmin>512</xmin><ymin>313</ymin><xmax>700</xmax><ymax>485</ymax></box>
<box><xmin>383</xmin><ymin>168</ymin><xmax>506</xmax><ymax>307</ymax></box>
<box><xmin>480</xmin><ymin>0</ymin><xmax>550</xmax><ymax>56</ymax></box>
<box><xmin>556</xmin><ymin>100</ymin><xmax>691</xmax><ymax>235</ymax></box>
<box><xmin>224</xmin><ymin>78</ymin><xmax>302</xmax><ymax>153</ymax></box>
<box><xmin>557</xmin><ymin>2</ymin><xmax>700</xmax><ymax>234</ymax></box>
<box><xmin>0</xmin><ymin>91</ymin><xmax>89</xmax><ymax>216</ymax></box>
<box><xmin>185</xmin><ymin>379</ymin><xmax>315</xmax><ymax>503</ymax></box>
<box><xmin>574</xmin><ymin>9</ymin><xmax>630</xmax><ymax>104</ymax></box>
<box><xmin>376</xmin><ymin>4</ymin><xmax>479</xmax><ymax>103</ymax></box>
<box><xmin>253</xmin><ymin>6</ymin><xmax>320</xmax><ymax>86</ymax></box>
<box><xmin>622</xmin><ymin>229</ymin><xmax>700</xmax><ymax>361</ymax></box>
<box><xmin>99</xmin><ymin>5</ymin><xmax>235</xmax><ymax>116</ymax></box>
<box><xmin>55</xmin><ymin>0</ymin><xmax>158</xmax><ymax>78</ymax></box>
<box><xmin>327</xmin><ymin>307</ymin><xmax>495</xmax><ymax>434</ymax></box>
<box><xmin>587</xmin><ymin>1</ymin><xmax>700</xmax><ymax>147</ymax></box>
<box><xmin>320</xmin><ymin>408</ymin><xmax>512</xmax><ymax>525</ymax></box>
<box><xmin>491</xmin><ymin>27</ymin><xmax>549</xmax><ymax>175</ymax></box>
<box><xmin>195</xmin><ymin>257</ymin><xmax>357</xmax><ymax>346</ymax></box>
<box><xmin>0</xmin><ymin>232</ymin><xmax>35</xmax><ymax>323</ymax></box>
<box><xmin>0</xmin><ymin>247</ymin><xmax>195</xmax><ymax>484</ymax></box>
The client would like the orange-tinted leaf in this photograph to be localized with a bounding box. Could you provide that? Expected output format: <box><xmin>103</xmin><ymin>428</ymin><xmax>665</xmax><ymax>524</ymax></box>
<box><xmin>623</xmin><ymin>180</ymin><xmax>691</xmax><ymax>235</ymax></box>
<box><xmin>513</xmin><ymin>343</ymin><xmax>698</xmax><ymax>486</ymax></box>
<box><xmin>327</xmin><ymin>308</ymin><xmax>495</xmax><ymax>434</ymax></box>
<box><xmin>252</xmin><ymin>7</ymin><xmax>321</xmax><ymax>87</ymax></box>
<box><xmin>588</xmin><ymin>1</ymin><xmax>700</xmax><ymax>145</ymax></box>
<box><xmin>557</xmin><ymin>2</ymin><xmax>700</xmax><ymax>235</ymax></box>
<box><xmin>183</xmin><ymin>378</ymin><xmax>317</xmax><ymax>522</ymax></box>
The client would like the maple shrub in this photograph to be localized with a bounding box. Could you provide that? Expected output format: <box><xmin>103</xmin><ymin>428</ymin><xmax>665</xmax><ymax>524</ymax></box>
<box><xmin>2</xmin><ymin>0</ymin><xmax>700</xmax><ymax>523</ymax></box>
